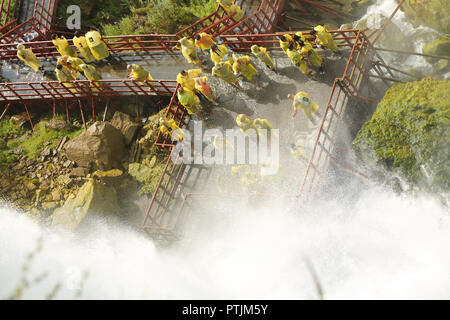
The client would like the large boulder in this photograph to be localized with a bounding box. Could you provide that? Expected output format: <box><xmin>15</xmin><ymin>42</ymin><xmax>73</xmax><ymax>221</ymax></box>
<box><xmin>111</xmin><ymin>111</ymin><xmax>139</xmax><ymax>145</ymax></box>
<box><xmin>353</xmin><ymin>78</ymin><xmax>450</xmax><ymax>192</ymax></box>
<box><xmin>65</xmin><ymin>122</ymin><xmax>126</xmax><ymax>170</ymax></box>
<box><xmin>422</xmin><ymin>36</ymin><xmax>450</xmax><ymax>73</ymax></box>
<box><xmin>52</xmin><ymin>179</ymin><xmax>121</xmax><ymax>231</ymax></box>
<box><xmin>400</xmin><ymin>0</ymin><xmax>450</xmax><ymax>34</ymax></box>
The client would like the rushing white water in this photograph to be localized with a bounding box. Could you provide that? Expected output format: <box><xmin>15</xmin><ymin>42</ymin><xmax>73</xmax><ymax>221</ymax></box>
<box><xmin>1</xmin><ymin>187</ymin><xmax>449</xmax><ymax>300</ymax></box>
<box><xmin>344</xmin><ymin>0</ymin><xmax>448</xmax><ymax>78</ymax></box>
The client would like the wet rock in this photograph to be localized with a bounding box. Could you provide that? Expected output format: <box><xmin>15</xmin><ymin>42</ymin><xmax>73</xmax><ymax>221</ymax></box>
<box><xmin>353</xmin><ymin>77</ymin><xmax>450</xmax><ymax>192</ymax></box>
<box><xmin>400</xmin><ymin>0</ymin><xmax>449</xmax><ymax>34</ymax></box>
<box><xmin>65</xmin><ymin>122</ymin><xmax>126</xmax><ymax>170</ymax></box>
<box><xmin>42</xmin><ymin>201</ymin><xmax>58</xmax><ymax>210</ymax></box>
<box><xmin>111</xmin><ymin>111</ymin><xmax>140</xmax><ymax>146</ymax></box>
<box><xmin>52</xmin><ymin>179</ymin><xmax>121</xmax><ymax>231</ymax></box>
<box><xmin>70</xmin><ymin>167</ymin><xmax>88</xmax><ymax>177</ymax></box>
<box><xmin>51</xmin><ymin>189</ymin><xmax>62</xmax><ymax>201</ymax></box>
<box><xmin>9</xmin><ymin>146</ymin><xmax>23</xmax><ymax>155</ymax></box>
<box><xmin>93</xmin><ymin>169</ymin><xmax>124</xmax><ymax>184</ymax></box>
<box><xmin>128</xmin><ymin>163</ymin><xmax>152</xmax><ymax>183</ymax></box>
<box><xmin>422</xmin><ymin>36</ymin><xmax>450</xmax><ymax>73</ymax></box>
<box><xmin>45</xmin><ymin>119</ymin><xmax>71</xmax><ymax>131</ymax></box>
<box><xmin>57</xmin><ymin>174</ymin><xmax>73</xmax><ymax>187</ymax></box>
<box><xmin>11</xmin><ymin>113</ymin><xmax>30</xmax><ymax>127</ymax></box>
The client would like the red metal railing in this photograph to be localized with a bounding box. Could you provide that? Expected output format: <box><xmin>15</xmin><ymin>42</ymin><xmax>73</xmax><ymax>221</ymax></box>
<box><xmin>0</xmin><ymin>0</ymin><xmax>58</xmax><ymax>43</ymax></box>
<box><xmin>0</xmin><ymin>0</ymin><xmax>18</xmax><ymax>34</ymax></box>
<box><xmin>142</xmin><ymin>29</ymin><xmax>404</xmax><ymax>240</ymax></box>
<box><xmin>0</xmin><ymin>0</ymin><xmax>286</xmax><ymax>60</ymax></box>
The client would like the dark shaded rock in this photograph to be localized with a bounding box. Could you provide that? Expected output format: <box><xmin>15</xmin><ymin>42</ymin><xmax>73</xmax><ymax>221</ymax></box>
<box><xmin>111</xmin><ymin>111</ymin><xmax>140</xmax><ymax>146</ymax></box>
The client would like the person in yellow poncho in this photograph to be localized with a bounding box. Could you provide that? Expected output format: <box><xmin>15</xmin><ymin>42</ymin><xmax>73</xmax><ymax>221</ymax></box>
<box><xmin>85</xmin><ymin>30</ymin><xmax>110</xmax><ymax>61</ymax></box>
<box><xmin>16</xmin><ymin>44</ymin><xmax>42</xmax><ymax>72</ymax></box>
<box><xmin>251</xmin><ymin>45</ymin><xmax>275</xmax><ymax>72</ymax></box>
<box><xmin>286</xmin><ymin>43</ymin><xmax>310</xmax><ymax>76</ymax></box>
<box><xmin>79</xmin><ymin>64</ymin><xmax>103</xmax><ymax>92</ymax></box>
<box><xmin>55</xmin><ymin>64</ymin><xmax>77</xmax><ymax>93</ymax></box>
<box><xmin>231</xmin><ymin>165</ymin><xmax>258</xmax><ymax>186</ymax></box>
<box><xmin>298</xmin><ymin>40</ymin><xmax>324</xmax><ymax>73</ymax></box>
<box><xmin>293</xmin><ymin>32</ymin><xmax>308</xmax><ymax>45</ymax></box>
<box><xmin>159</xmin><ymin>117</ymin><xmax>185</xmax><ymax>142</ymax></box>
<box><xmin>176</xmin><ymin>69</ymin><xmax>203</xmax><ymax>92</ymax></box>
<box><xmin>73</xmin><ymin>31</ymin><xmax>95</xmax><ymax>62</ymax></box>
<box><xmin>288</xmin><ymin>92</ymin><xmax>321</xmax><ymax>125</ymax></box>
<box><xmin>194</xmin><ymin>32</ymin><xmax>216</xmax><ymax>53</ymax></box>
<box><xmin>210</xmin><ymin>44</ymin><xmax>234</xmax><ymax>65</ymax></box>
<box><xmin>218</xmin><ymin>0</ymin><xmax>244</xmax><ymax>21</ymax></box>
<box><xmin>310</xmin><ymin>25</ymin><xmax>339</xmax><ymax>53</ymax></box>
<box><xmin>212</xmin><ymin>61</ymin><xmax>241</xmax><ymax>89</ymax></box>
<box><xmin>253</xmin><ymin>118</ymin><xmax>274</xmax><ymax>137</ymax></box>
<box><xmin>290</xmin><ymin>143</ymin><xmax>309</xmax><ymax>162</ymax></box>
<box><xmin>52</xmin><ymin>34</ymin><xmax>78</xmax><ymax>58</ymax></box>
<box><xmin>58</xmin><ymin>56</ymin><xmax>85</xmax><ymax>79</ymax></box>
<box><xmin>232</xmin><ymin>54</ymin><xmax>258</xmax><ymax>86</ymax></box>
<box><xmin>127</xmin><ymin>64</ymin><xmax>153</xmax><ymax>86</ymax></box>
<box><xmin>278</xmin><ymin>34</ymin><xmax>293</xmax><ymax>54</ymax></box>
<box><xmin>174</xmin><ymin>37</ymin><xmax>202</xmax><ymax>66</ymax></box>
<box><xmin>235</xmin><ymin>114</ymin><xmax>255</xmax><ymax>133</ymax></box>
<box><xmin>195</xmin><ymin>76</ymin><xmax>217</xmax><ymax>104</ymax></box>
<box><xmin>177</xmin><ymin>86</ymin><xmax>201</xmax><ymax>117</ymax></box>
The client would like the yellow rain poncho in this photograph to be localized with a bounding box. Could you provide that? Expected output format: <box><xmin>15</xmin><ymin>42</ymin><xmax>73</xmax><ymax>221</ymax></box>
<box><xmin>129</xmin><ymin>64</ymin><xmax>153</xmax><ymax>86</ymax></box>
<box><xmin>55</xmin><ymin>66</ymin><xmax>76</xmax><ymax>93</ymax></box>
<box><xmin>279</xmin><ymin>34</ymin><xmax>293</xmax><ymax>54</ymax></box>
<box><xmin>195</xmin><ymin>32</ymin><xmax>216</xmax><ymax>51</ymax></box>
<box><xmin>16</xmin><ymin>44</ymin><xmax>41</xmax><ymax>72</ymax></box>
<box><xmin>176</xmin><ymin>69</ymin><xmax>202</xmax><ymax>92</ymax></box>
<box><xmin>314</xmin><ymin>25</ymin><xmax>339</xmax><ymax>52</ymax></box>
<box><xmin>73</xmin><ymin>35</ymin><xmax>95</xmax><ymax>62</ymax></box>
<box><xmin>80</xmin><ymin>64</ymin><xmax>103</xmax><ymax>92</ymax></box>
<box><xmin>85</xmin><ymin>30</ymin><xmax>110</xmax><ymax>61</ymax></box>
<box><xmin>235</xmin><ymin>114</ymin><xmax>255</xmax><ymax>133</ymax></box>
<box><xmin>251</xmin><ymin>45</ymin><xmax>275</xmax><ymax>70</ymax></box>
<box><xmin>293</xmin><ymin>91</ymin><xmax>319</xmax><ymax>120</ymax></box>
<box><xmin>287</xmin><ymin>48</ymin><xmax>309</xmax><ymax>75</ymax></box>
<box><xmin>233</xmin><ymin>55</ymin><xmax>258</xmax><ymax>82</ymax></box>
<box><xmin>177</xmin><ymin>37</ymin><xmax>201</xmax><ymax>66</ymax></box>
<box><xmin>177</xmin><ymin>89</ymin><xmax>201</xmax><ymax>115</ymax></box>
<box><xmin>219</xmin><ymin>1</ymin><xmax>245</xmax><ymax>21</ymax></box>
<box><xmin>291</xmin><ymin>144</ymin><xmax>309</xmax><ymax>162</ymax></box>
<box><xmin>210</xmin><ymin>44</ymin><xmax>234</xmax><ymax>65</ymax></box>
<box><xmin>159</xmin><ymin>118</ymin><xmax>185</xmax><ymax>142</ymax></box>
<box><xmin>195</xmin><ymin>76</ymin><xmax>216</xmax><ymax>103</ymax></box>
<box><xmin>212</xmin><ymin>61</ymin><xmax>238</xmax><ymax>85</ymax></box>
<box><xmin>253</xmin><ymin>118</ymin><xmax>274</xmax><ymax>136</ymax></box>
<box><xmin>52</xmin><ymin>36</ymin><xmax>78</xmax><ymax>57</ymax></box>
<box><xmin>300</xmin><ymin>41</ymin><xmax>322</xmax><ymax>68</ymax></box>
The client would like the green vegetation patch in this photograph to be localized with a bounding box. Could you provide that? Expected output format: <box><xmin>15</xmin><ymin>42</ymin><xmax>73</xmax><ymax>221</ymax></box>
<box><xmin>353</xmin><ymin>77</ymin><xmax>450</xmax><ymax>191</ymax></box>
<box><xmin>1</xmin><ymin>118</ymin><xmax>84</xmax><ymax>167</ymax></box>
<box><xmin>58</xmin><ymin>0</ymin><xmax>217</xmax><ymax>36</ymax></box>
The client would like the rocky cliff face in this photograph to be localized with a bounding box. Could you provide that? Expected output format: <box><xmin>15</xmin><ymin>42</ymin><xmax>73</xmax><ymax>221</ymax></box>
<box><xmin>0</xmin><ymin>106</ymin><xmax>170</xmax><ymax>230</ymax></box>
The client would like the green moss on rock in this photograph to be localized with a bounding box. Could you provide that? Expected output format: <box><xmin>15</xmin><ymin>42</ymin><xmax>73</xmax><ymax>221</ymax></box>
<box><xmin>353</xmin><ymin>77</ymin><xmax>450</xmax><ymax>191</ymax></box>
<box><xmin>400</xmin><ymin>0</ymin><xmax>450</xmax><ymax>34</ymax></box>
<box><xmin>422</xmin><ymin>36</ymin><xmax>450</xmax><ymax>72</ymax></box>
